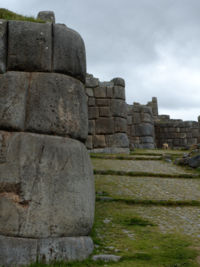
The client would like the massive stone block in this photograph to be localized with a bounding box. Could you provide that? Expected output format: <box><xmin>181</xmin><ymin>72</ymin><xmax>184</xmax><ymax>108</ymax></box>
<box><xmin>0</xmin><ymin>235</ymin><xmax>93</xmax><ymax>266</ymax></box>
<box><xmin>106</xmin><ymin>133</ymin><xmax>129</xmax><ymax>148</ymax></box>
<box><xmin>8</xmin><ymin>21</ymin><xmax>52</xmax><ymax>72</ymax></box>
<box><xmin>114</xmin><ymin>117</ymin><xmax>127</xmax><ymax>133</ymax></box>
<box><xmin>0</xmin><ymin>20</ymin><xmax>7</xmax><ymax>73</ymax></box>
<box><xmin>0</xmin><ymin>72</ymin><xmax>29</xmax><ymax>130</ymax></box>
<box><xmin>113</xmin><ymin>86</ymin><xmax>125</xmax><ymax>100</ymax></box>
<box><xmin>53</xmin><ymin>24</ymin><xmax>86</xmax><ymax>83</ymax></box>
<box><xmin>0</xmin><ymin>131</ymin><xmax>95</xmax><ymax>238</ymax></box>
<box><xmin>25</xmin><ymin>72</ymin><xmax>88</xmax><ymax>141</ymax></box>
<box><xmin>111</xmin><ymin>99</ymin><xmax>127</xmax><ymax>118</ymax></box>
<box><xmin>96</xmin><ymin>118</ymin><xmax>114</xmax><ymax>134</ymax></box>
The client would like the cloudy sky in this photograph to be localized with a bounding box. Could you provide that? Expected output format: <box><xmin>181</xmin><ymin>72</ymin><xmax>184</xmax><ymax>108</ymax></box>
<box><xmin>2</xmin><ymin>0</ymin><xmax>200</xmax><ymax>120</ymax></box>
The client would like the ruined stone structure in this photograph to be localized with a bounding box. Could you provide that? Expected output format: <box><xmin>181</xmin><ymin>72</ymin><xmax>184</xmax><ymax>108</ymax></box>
<box><xmin>127</xmin><ymin>102</ymin><xmax>155</xmax><ymax>149</ymax></box>
<box><xmin>0</xmin><ymin>12</ymin><xmax>95</xmax><ymax>266</ymax></box>
<box><xmin>85</xmin><ymin>72</ymin><xmax>200</xmax><ymax>151</ymax></box>
<box><xmin>85</xmin><ymin>74</ymin><xmax>129</xmax><ymax>153</ymax></box>
<box><xmin>127</xmin><ymin>97</ymin><xmax>200</xmax><ymax>149</ymax></box>
<box><xmin>155</xmin><ymin>118</ymin><xmax>200</xmax><ymax>149</ymax></box>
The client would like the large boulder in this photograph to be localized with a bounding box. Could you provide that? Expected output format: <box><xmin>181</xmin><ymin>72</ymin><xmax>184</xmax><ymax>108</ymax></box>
<box><xmin>0</xmin><ymin>131</ymin><xmax>95</xmax><ymax>238</ymax></box>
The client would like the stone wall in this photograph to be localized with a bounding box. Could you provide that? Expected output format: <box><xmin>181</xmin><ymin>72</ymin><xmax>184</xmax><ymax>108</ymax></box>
<box><xmin>147</xmin><ymin>97</ymin><xmax>159</xmax><ymax>119</ymax></box>
<box><xmin>85</xmin><ymin>74</ymin><xmax>129</xmax><ymax>153</ymax></box>
<box><xmin>155</xmin><ymin>119</ymin><xmax>200</xmax><ymax>149</ymax></box>
<box><xmin>0</xmin><ymin>12</ymin><xmax>94</xmax><ymax>266</ymax></box>
<box><xmin>127</xmin><ymin>102</ymin><xmax>155</xmax><ymax>149</ymax></box>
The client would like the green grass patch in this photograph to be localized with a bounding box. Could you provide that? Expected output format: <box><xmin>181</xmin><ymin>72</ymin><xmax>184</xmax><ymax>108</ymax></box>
<box><xmin>94</xmin><ymin>169</ymin><xmax>200</xmax><ymax>179</ymax></box>
<box><xmin>119</xmin><ymin>216</ymin><xmax>156</xmax><ymax>227</ymax></box>
<box><xmin>91</xmin><ymin>154</ymin><xmax>162</xmax><ymax>160</ymax></box>
<box><xmin>0</xmin><ymin>8</ymin><xmax>45</xmax><ymax>23</ymax></box>
<box><xmin>96</xmin><ymin>197</ymin><xmax>200</xmax><ymax>207</ymax></box>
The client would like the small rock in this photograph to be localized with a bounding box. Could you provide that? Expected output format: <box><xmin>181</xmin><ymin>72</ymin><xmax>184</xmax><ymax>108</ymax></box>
<box><xmin>37</xmin><ymin>11</ymin><xmax>55</xmax><ymax>23</ymax></box>
<box><xmin>188</xmin><ymin>154</ymin><xmax>200</xmax><ymax>168</ymax></box>
<box><xmin>103</xmin><ymin>218</ymin><xmax>111</xmax><ymax>224</ymax></box>
<box><xmin>92</xmin><ymin>254</ymin><xmax>121</xmax><ymax>262</ymax></box>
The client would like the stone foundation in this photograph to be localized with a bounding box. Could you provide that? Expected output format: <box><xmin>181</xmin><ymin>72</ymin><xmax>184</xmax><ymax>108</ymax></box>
<box><xmin>0</xmin><ymin>236</ymin><xmax>93</xmax><ymax>266</ymax></box>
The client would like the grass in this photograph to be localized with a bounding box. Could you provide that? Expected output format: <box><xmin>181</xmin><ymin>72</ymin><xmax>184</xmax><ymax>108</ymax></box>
<box><xmin>96</xmin><ymin>197</ymin><xmax>200</xmax><ymax>207</ymax></box>
<box><xmin>0</xmin><ymin>8</ymin><xmax>45</xmax><ymax>23</ymax></box>
<box><xmin>90</xmin><ymin>154</ymin><xmax>162</xmax><ymax>161</ymax></box>
<box><xmin>94</xmin><ymin>169</ymin><xmax>200</xmax><ymax>179</ymax></box>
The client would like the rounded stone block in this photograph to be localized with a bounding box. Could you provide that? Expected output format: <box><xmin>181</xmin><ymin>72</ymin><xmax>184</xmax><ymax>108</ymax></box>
<box><xmin>111</xmin><ymin>77</ymin><xmax>125</xmax><ymax>87</ymax></box>
<box><xmin>25</xmin><ymin>72</ymin><xmax>88</xmax><ymax>141</ymax></box>
<box><xmin>7</xmin><ymin>21</ymin><xmax>52</xmax><ymax>72</ymax></box>
<box><xmin>53</xmin><ymin>24</ymin><xmax>86</xmax><ymax>83</ymax></box>
<box><xmin>37</xmin><ymin>11</ymin><xmax>55</xmax><ymax>23</ymax></box>
<box><xmin>0</xmin><ymin>235</ymin><xmax>93</xmax><ymax>266</ymax></box>
<box><xmin>0</xmin><ymin>131</ymin><xmax>95</xmax><ymax>238</ymax></box>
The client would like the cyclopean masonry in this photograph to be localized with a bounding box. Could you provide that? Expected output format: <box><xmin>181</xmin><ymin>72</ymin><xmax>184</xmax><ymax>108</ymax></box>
<box><xmin>85</xmin><ymin>74</ymin><xmax>129</xmax><ymax>154</ymax></box>
<box><xmin>0</xmin><ymin>12</ymin><xmax>95</xmax><ymax>266</ymax></box>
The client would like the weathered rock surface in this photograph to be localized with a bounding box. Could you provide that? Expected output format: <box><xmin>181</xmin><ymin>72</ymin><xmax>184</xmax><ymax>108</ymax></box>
<box><xmin>106</xmin><ymin>133</ymin><xmax>129</xmax><ymax>148</ymax></box>
<box><xmin>0</xmin><ymin>20</ymin><xmax>7</xmax><ymax>73</ymax></box>
<box><xmin>0</xmin><ymin>72</ymin><xmax>88</xmax><ymax>141</ymax></box>
<box><xmin>0</xmin><ymin>72</ymin><xmax>29</xmax><ymax>130</ymax></box>
<box><xmin>8</xmin><ymin>21</ymin><xmax>52</xmax><ymax>72</ymax></box>
<box><xmin>37</xmin><ymin>11</ymin><xmax>56</xmax><ymax>23</ymax></box>
<box><xmin>0</xmin><ymin>131</ymin><xmax>95</xmax><ymax>238</ymax></box>
<box><xmin>0</xmin><ymin>235</ymin><xmax>93</xmax><ymax>266</ymax></box>
<box><xmin>53</xmin><ymin>24</ymin><xmax>86</xmax><ymax>83</ymax></box>
<box><xmin>25</xmin><ymin>72</ymin><xmax>88</xmax><ymax>141</ymax></box>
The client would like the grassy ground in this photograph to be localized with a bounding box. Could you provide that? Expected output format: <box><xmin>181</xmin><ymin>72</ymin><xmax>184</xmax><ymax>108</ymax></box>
<box><xmin>0</xmin><ymin>8</ymin><xmax>44</xmax><ymax>22</ymax></box>
<box><xmin>26</xmin><ymin>149</ymin><xmax>200</xmax><ymax>266</ymax></box>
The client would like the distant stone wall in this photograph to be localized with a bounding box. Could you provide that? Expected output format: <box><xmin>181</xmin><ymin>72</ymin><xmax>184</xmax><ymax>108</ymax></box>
<box><xmin>127</xmin><ymin>102</ymin><xmax>155</xmax><ymax>149</ymax></box>
<box><xmin>85</xmin><ymin>74</ymin><xmax>129</xmax><ymax>153</ymax></box>
<box><xmin>0</xmin><ymin>12</ymin><xmax>94</xmax><ymax>266</ymax></box>
<box><xmin>155</xmin><ymin>119</ymin><xmax>200</xmax><ymax>149</ymax></box>
<box><xmin>147</xmin><ymin>97</ymin><xmax>159</xmax><ymax>119</ymax></box>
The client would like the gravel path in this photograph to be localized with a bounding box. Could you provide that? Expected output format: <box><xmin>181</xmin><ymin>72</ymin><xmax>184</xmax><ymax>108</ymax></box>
<box><xmin>130</xmin><ymin>205</ymin><xmax>200</xmax><ymax>238</ymax></box>
<box><xmin>92</xmin><ymin>159</ymin><xmax>192</xmax><ymax>174</ymax></box>
<box><xmin>95</xmin><ymin>175</ymin><xmax>200</xmax><ymax>201</ymax></box>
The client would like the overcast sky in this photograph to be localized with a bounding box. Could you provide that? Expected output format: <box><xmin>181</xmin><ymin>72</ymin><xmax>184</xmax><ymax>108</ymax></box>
<box><xmin>2</xmin><ymin>0</ymin><xmax>200</xmax><ymax>121</ymax></box>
